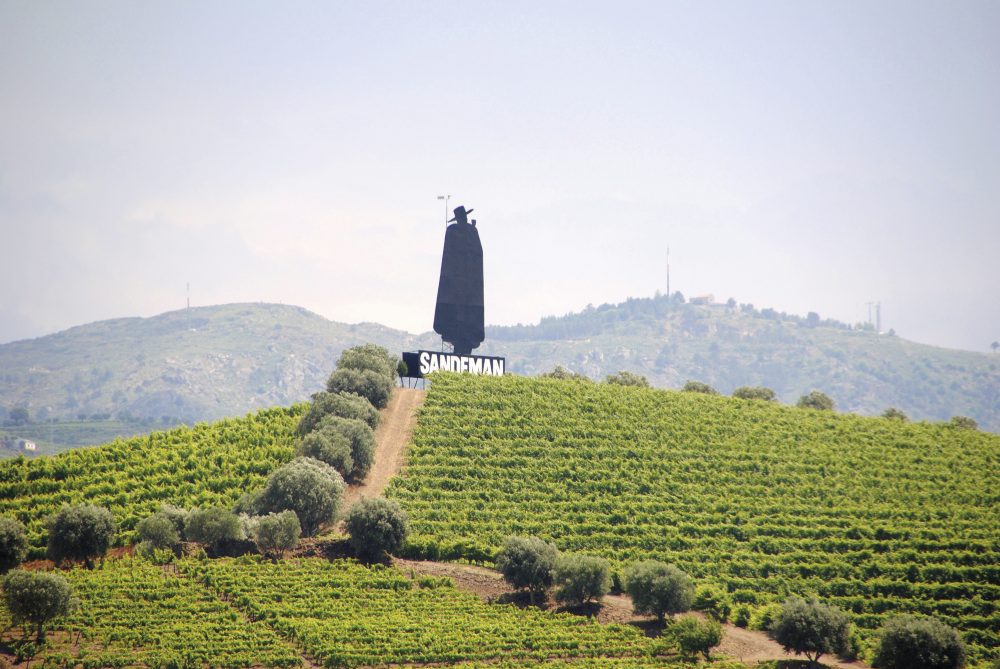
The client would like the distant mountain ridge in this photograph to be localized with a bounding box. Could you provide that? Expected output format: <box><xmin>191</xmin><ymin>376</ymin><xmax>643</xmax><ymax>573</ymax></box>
<box><xmin>1</xmin><ymin>297</ymin><xmax>997</xmax><ymax>453</ymax></box>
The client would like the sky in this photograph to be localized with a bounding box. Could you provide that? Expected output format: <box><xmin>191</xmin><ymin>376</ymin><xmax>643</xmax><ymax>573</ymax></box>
<box><xmin>1</xmin><ymin>1</ymin><xmax>998</xmax><ymax>352</ymax></box>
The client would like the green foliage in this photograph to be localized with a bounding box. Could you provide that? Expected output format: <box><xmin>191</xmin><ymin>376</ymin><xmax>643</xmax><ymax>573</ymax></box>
<box><xmin>948</xmin><ymin>415</ymin><xmax>979</xmax><ymax>430</ymax></box>
<box><xmin>873</xmin><ymin>615</ymin><xmax>967</xmax><ymax>669</ymax></box>
<box><xmin>605</xmin><ymin>371</ymin><xmax>650</xmax><ymax>387</ymax></box>
<box><xmin>0</xmin><ymin>406</ymin><xmax>300</xmax><ymax>558</ymax></box>
<box><xmin>496</xmin><ymin>536</ymin><xmax>558</xmax><ymax>602</ymax></box>
<box><xmin>882</xmin><ymin>407</ymin><xmax>909</xmax><ymax>421</ymax></box>
<box><xmin>624</xmin><ymin>561</ymin><xmax>694</xmax><ymax>621</ymax></box>
<box><xmin>771</xmin><ymin>597</ymin><xmax>851</xmax><ymax>665</ymax></box>
<box><xmin>185</xmin><ymin>507</ymin><xmax>243</xmax><ymax>552</ymax></box>
<box><xmin>553</xmin><ymin>553</ymin><xmax>611</xmax><ymax>606</ymax></box>
<box><xmin>298</xmin><ymin>427</ymin><xmax>354</xmax><ymax>478</ymax></box>
<box><xmin>796</xmin><ymin>391</ymin><xmax>835</xmax><ymax>411</ymax></box>
<box><xmin>693</xmin><ymin>584</ymin><xmax>732</xmax><ymax>622</ymax></box>
<box><xmin>252</xmin><ymin>510</ymin><xmax>301</xmax><ymax>560</ymax></box>
<box><xmin>541</xmin><ymin>366</ymin><xmax>591</xmax><ymax>382</ymax></box>
<box><xmin>313</xmin><ymin>415</ymin><xmax>375</xmax><ymax>481</ymax></box>
<box><xmin>337</xmin><ymin>343</ymin><xmax>399</xmax><ymax>380</ymax></box>
<box><xmin>733</xmin><ymin>603</ymin><xmax>752</xmax><ymax>628</ymax></box>
<box><xmin>252</xmin><ymin>457</ymin><xmax>345</xmax><ymax>536</ymax></box>
<box><xmin>732</xmin><ymin>385</ymin><xmax>777</xmax><ymax>401</ymax></box>
<box><xmin>345</xmin><ymin>498</ymin><xmax>409</xmax><ymax>562</ymax></box>
<box><xmin>135</xmin><ymin>511</ymin><xmax>180</xmax><ymax>550</ymax></box>
<box><xmin>0</xmin><ymin>516</ymin><xmax>27</xmax><ymax>573</ymax></box>
<box><xmin>46</xmin><ymin>504</ymin><xmax>115</xmax><ymax>567</ymax></box>
<box><xmin>297</xmin><ymin>391</ymin><xmax>379</xmax><ymax>435</ymax></box>
<box><xmin>683</xmin><ymin>380</ymin><xmax>719</xmax><ymax>395</ymax></box>
<box><xmin>182</xmin><ymin>557</ymin><xmax>656</xmax><ymax>666</ymax></box>
<box><xmin>386</xmin><ymin>374</ymin><xmax>1000</xmax><ymax>661</ymax></box>
<box><xmin>2</xmin><ymin>569</ymin><xmax>76</xmax><ymax>642</ymax></box>
<box><xmin>327</xmin><ymin>367</ymin><xmax>394</xmax><ymax>409</ymax></box>
<box><xmin>671</xmin><ymin>615</ymin><xmax>723</xmax><ymax>660</ymax></box>
<box><xmin>158</xmin><ymin>504</ymin><xmax>190</xmax><ymax>540</ymax></box>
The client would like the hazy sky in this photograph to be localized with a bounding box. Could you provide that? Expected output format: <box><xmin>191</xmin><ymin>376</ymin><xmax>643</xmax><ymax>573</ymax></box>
<box><xmin>2</xmin><ymin>1</ymin><xmax>998</xmax><ymax>352</ymax></box>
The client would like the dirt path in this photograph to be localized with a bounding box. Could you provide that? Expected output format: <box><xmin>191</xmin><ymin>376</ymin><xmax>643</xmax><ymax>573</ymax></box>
<box><xmin>394</xmin><ymin>558</ymin><xmax>870</xmax><ymax>669</ymax></box>
<box><xmin>343</xmin><ymin>387</ymin><xmax>425</xmax><ymax>506</ymax></box>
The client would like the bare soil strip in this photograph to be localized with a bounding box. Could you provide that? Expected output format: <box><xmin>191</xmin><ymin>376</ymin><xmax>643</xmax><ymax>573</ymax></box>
<box><xmin>343</xmin><ymin>387</ymin><xmax>425</xmax><ymax>506</ymax></box>
<box><xmin>394</xmin><ymin>558</ymin><xmax>871</xmax><ymax>669</ymax></box>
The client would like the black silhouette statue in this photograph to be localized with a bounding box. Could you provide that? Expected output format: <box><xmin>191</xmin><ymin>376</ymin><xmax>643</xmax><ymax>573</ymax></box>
<box><xmin>433</xmin><ymin>205</ymin><xmax>484</xmax><ymax>355</ymax></box>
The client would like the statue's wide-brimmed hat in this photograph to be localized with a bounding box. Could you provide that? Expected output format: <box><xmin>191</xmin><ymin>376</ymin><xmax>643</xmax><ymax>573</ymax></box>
<box><xmin>448</xmin><ymin>206</ymin><xmax>474</xmax><ymax>222</ymax></box>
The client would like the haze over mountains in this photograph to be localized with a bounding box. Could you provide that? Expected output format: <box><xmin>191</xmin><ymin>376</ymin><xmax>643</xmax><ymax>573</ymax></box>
<box><xmin>1</xmin><ymin>296</ymin><xmax>997</xmax><ymax>454</ymax></box>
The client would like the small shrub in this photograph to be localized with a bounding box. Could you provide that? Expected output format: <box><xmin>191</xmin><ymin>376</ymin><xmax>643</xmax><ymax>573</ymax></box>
<box><xmin>682</xmin><ymin>380</ymin><xmax>718</xmax><ymax>395</ymax></box>
<box><xmin>733</xmin><ymin>603</ymin><xmax>752</xmax><ymax>628</ymax></box>
<box><xmin>624</xmin><ymin>560</ymin><xmax>694</xmax><ymax>621</ymax></box>
<box><xmin>605</xmin><ymin>371</ymin><xmax>650</xmax><ymax>387</ymax></box>
<box><xmin>732</xmin><ymin>386</ymin><xmax>777</xmax><ymax>401</ymax></box>
<box><xmin>297</xmin><ymin>391</ymin><xmax>379</xmax><ymax>435</ymax></box>
<box><xmin>672</xmin><ymin>615</ymin><xmax>723</xmax><ymax>660</ymax></box>
<box><xmin>541</xmin><ymin>366</ymin><xmax>591</xmax><ymax>382</ymax></box>
<box><xmin>796</xmin><ymin>390</ymin><xmax>835</xmax><ymax>411</ymax></box>
<box><xmin>873</xmin><ymin>615</ymin><xmax>966</xmax><ymax>669</ymax></box>
<box><xmin>3</xmin><ymin>569</ymin><xmax>76</xmax><ymax>642</ymax></box>
<box><xmin>771</xmin><ymin>597</ymin><xmax>851</xmax><ymax>665</ymax></box>
<box><xmin>252</xmin><ymin>511</ymin><xmax>301</xmax><ymax>560</ymax></box>
<box><xmin>327</xmin><ymin>368</ymin><xmax>394</xmax><ymax>409</ymax></box>
<box><xmin>46</xmin><ymin>504</ymin><xmax>115</xmax><ymax>568</ymax></box>
<box><xmin>692</xmin><ymin>584</ymin><xmax>732</xmax><ymax>622</ymax></box>
<box><xmin>0</xmin><ymin>517</ymin><xmax>28</xmax><ymax>573</ymax></box>
<box><xmin>135</xmin><ymin>512</ymin><xmax>180</xmax><ymax>551</ymax></box>
<box><xmin>749</xmin><ymin>602</ymin><xmax>783</xmax><ymax>631</ymax></box>
<box><xmin>496</xmin><ymin>536</ymin><xmax>558</xmax><ymax>604</ymax></box>
<box><xmin>345</xmin><ymin>498</ymin><xmax>409</xmax><ymax>562</ymax></box>
<box><xmin>553</xmin><ymin>553</ymin><xmax>611</xmax><ymax>606</ymax></box>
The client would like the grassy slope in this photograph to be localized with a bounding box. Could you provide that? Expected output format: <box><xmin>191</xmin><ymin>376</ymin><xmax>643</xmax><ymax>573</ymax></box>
<box><xmin>388</xmin><ymin>373</ymin><xmax>1000</xmax><ymax>661</ymax></box>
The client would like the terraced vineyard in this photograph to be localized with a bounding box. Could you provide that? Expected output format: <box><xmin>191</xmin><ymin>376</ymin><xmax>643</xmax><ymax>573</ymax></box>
<box><xmin>388</xmin><ymin>373</ymin><xmax>1000</xmax><ymax>662</ymax></box>
<box><xmin>0</xmin><ymin>406</ymin><xmax>300</xmax><ymax>557</ymax></box>
<box><xmin>0</xmin><ymin>558</ymin><xmax>301</xmax><ymax>667</ymax></box>
<box><xmin>184</xmin><ymin>556</ymin><xmax>659</xmax><ymax>667</ymax></box>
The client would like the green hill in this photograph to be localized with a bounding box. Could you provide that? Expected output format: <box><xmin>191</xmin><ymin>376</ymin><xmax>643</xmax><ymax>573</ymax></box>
<box><xmin>388</xmin><ymin>373</ymin><xmax>1000</xmax><ymax>662</ymax></box>
<box><xmin>1</xmin><ymin>296</ymin><xmax>997</xmax><ymax>456</ymax></box>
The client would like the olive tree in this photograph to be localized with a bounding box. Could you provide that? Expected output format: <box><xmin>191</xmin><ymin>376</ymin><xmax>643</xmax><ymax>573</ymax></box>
<box><xmin>732</xmin><ymin>386</ymin><xmax>777</xmax><ymax>401</ymax></box>
<box><xmin>297</xmin><ymin>391</ymin><xmax>379</xmax><ymax>435</ymax></box>
<box><xmin>771</xmin><ymin>597</ymin><xmax>851</xmax><ymax>666</ymax></box>
<box><xmin>672</xmin><ymin>616</ymin><xmax>723</xmax><ymax>661</ymax></box>
<box><xmin>553</xmin><ymin>553</ymin><xmax>611</xmax><ymax>607</ymax></box>
<box><xmin>252</xmin><ymin>511</ymin><xmax>301</xmax><ymax>561</ymax></box>
<box><xmin>873</xmin><ymin>615</ymin><xmax>966</xmax><ymax>669</ymax></box>
<box><xmin>0</xmin><ymin>517</ymin><xmax>28</xmax><ymax>573</ymax></box>
<box><xmin>298</xmin><ymin>428</ymin><xmax>354</xmax><ymax>479</ymax></box>
<box><xmin>345</xmin><ymin>498</ymin><xmax>409</xmax><ymax>562</ymax></box>
<box><xmin>327</xmin><ymin>368</ymin><xmax>394</xmax><ymax>409</ymax></box>
<box><xmin>882</xmin><ymin>407</ymin><xmax>909</xmax><ymax>422</ymax></box>
<box><xmin>185</xmin><ymin>507</ymin><xmax>243</xmax><ymax>553</ymax></box>
<box><xmin>313</xmin><ymin>415</ymin><xmax>375</xmax><ymax>481</ymax></box>
<box><xmin>496</xmin><ymin>536</ymin><xmax>558</xmax><ymax>605</ymax></box>
<box><xmin>605</xmin><ymin>371</ymin><xmax>650</xmax><ymax>387</ymax></box>
<box><xmin>624</xmin><ymin>560</ymin><xmax>693</xmax><ymax>621</ymax></box>
<box><xmin>46</xmin><ymin>504</ymin><xmax>115</xmax><ymax>568</ymax></box>
<box><xmin>337</xmin><ymin>343</ymin><xmax>399</xmax><ymax>380</ymax></box>
<box><xmin>796</xmin><ymin>391</ymin><xmax>835</xmax><ymax>411</ymax></box>
<box><xmin>136</xmin><ymin>511</ymin><xmax>180</xmax><ymax>551</ymax></box>
<box><xmin>682</xmin><ymin>380</ymin><xmax>718</xmax><ymax>395</ymax></box>
<box><xmin>692</xmin><ymin>584</ymin><xmax>732</xmax><ymax>622</ymax></box>
<box><xmin>252</xmin><ymin>457</ymin><xmax>345</xmax><ymax>536</ymax></box>
<box><xmin>3</xmin><ymin>569</ymin><xmax>76</xmax><ymax>642</ymax></box>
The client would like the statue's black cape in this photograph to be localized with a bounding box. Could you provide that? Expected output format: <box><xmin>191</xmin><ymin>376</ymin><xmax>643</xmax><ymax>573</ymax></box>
<box><xmin>433</xmin><ymin>222</ymin><xmax>484</xmax><ymax>355</ymax></box>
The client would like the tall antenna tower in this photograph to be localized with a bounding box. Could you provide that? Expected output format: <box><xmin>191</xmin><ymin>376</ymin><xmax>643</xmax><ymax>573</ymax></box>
<box><xmin>666</xmin><ymin>246</ymin><xmax>670</xmax><ymax>298</ymax></box>
<box><xmin>875</xmin><ymin>301</ymin><xmax>882</xmax><ymax>334</ymax></box>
